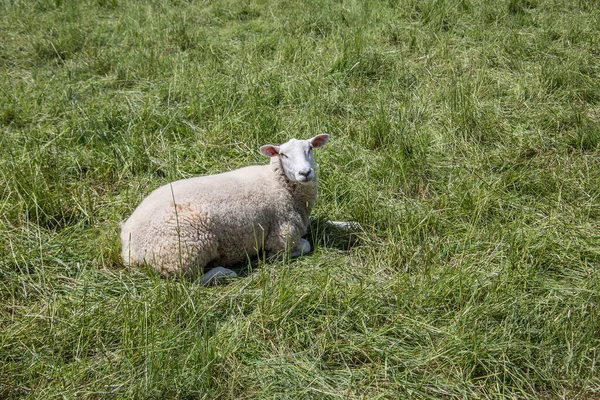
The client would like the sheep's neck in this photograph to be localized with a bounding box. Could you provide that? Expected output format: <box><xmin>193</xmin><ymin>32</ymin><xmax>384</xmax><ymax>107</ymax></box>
<box><xmin>271</xmin><ymin>157</ymin><xmax>318</xmax><ymax>215</ymax></box>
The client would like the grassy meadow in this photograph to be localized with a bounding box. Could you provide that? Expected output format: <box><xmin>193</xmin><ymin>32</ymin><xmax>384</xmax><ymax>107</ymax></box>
<box><xmin>1</xmin><ymin>0</ymin><xmax>600</xmax><ymax>398</ymax></box>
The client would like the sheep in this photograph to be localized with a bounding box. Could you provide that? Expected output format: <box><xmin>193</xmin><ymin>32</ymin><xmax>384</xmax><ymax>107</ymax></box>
<box><xmin>120</xmin><ymin>134</ymin><xmax>330</xmax><ymax>281</ymax></box>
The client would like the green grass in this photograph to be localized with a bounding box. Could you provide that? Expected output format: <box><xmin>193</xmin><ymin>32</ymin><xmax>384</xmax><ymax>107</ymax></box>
<box><xmin>1</xmin><ymin>0</ymin><xmax>600</xmax><ymax>398</ymax></box>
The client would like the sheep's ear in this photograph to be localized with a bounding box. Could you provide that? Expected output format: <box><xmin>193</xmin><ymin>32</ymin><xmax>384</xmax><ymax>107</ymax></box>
<box><xmin>260</xmin><ymin>145</ymin><xmax>280</xmax><ymax>157</ymax></box>
<box><xmin>310</xmin><ymin>134</ymin><xmax>329</xmax><ymax>148</ymax></box>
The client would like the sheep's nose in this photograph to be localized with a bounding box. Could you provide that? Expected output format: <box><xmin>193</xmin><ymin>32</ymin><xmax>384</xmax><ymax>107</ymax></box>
<box><xmin>299</xmin><ymin>168</ymin><xmax>312</xmax><ymax>177</ymax></box>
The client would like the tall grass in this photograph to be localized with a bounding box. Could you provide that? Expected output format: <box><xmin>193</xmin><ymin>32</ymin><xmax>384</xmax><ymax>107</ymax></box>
<box><xmin>1</xmin><ymin>0</ymin><xmax>599</xmax><ymax>398</ymax></box>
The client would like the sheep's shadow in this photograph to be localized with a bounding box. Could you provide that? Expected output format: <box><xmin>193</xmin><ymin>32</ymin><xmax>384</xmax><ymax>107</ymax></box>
<box><xmin>199</xmin><ymin>218</ymin><xmax>361</xmax><ymax>285</ymax></box>
<box><xmin>306</xmin><ymin>217</ymin><xmax>361</xmax><ymax>251</ymax></box>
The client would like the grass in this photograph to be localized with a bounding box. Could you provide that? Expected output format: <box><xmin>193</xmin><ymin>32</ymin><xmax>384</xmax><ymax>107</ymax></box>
<box><xmin>1</xmin><ymin>0</ymin><xmax>599</xmax><ymax>398</ymax></box>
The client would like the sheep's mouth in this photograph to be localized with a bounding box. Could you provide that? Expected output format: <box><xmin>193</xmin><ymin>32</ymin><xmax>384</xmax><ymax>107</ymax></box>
<box><xmin>295</xmin><ymin>176</ymin><xmax>314</xmax><ymax>183</ymax></box>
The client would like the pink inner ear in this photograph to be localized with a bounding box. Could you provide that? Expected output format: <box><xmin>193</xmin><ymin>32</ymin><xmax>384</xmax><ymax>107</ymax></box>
<box><xmin>260</xmin><ymin>145</ymin><xmax>280</xmax><ymax>157</ymax></box>
<box><xmin>310</xmin><ymin>134</ymin><xmax>329</xmax><ymax>148</ymax></box>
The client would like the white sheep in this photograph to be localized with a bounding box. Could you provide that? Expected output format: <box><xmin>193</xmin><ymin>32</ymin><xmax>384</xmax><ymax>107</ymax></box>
<box><xmin>120</xmin><ymin>134</ymin><xmax>330</xmax><ymax>281</ymax></box>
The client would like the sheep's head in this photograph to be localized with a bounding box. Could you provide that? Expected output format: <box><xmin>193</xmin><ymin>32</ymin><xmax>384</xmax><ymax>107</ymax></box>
<box><xmin>260</xmin><ymin>134</ymin><xmax>329</xmax><ymax>184</ymax></box>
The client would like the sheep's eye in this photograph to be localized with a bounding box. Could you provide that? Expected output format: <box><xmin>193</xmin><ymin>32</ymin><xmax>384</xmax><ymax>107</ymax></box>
<box><xmin>280</xmin><ymin>153</ymin><xmax>288</xmax><ymax>158</ymax></box>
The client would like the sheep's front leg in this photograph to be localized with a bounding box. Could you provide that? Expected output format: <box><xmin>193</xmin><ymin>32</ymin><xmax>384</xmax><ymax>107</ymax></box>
<box><xmin>265</xmin><ymin>222</ymin><xmax>311</xmax><ymax>258</ymax></box>
<box><xmin>199</xmin><ymin>267</ymin><xmax>237</xmax><ymax>286</ymax></box>
<box><xmin>291</xmin><ymin>238</ymin><xmax>311</xmax><ymax>258</ymax></box>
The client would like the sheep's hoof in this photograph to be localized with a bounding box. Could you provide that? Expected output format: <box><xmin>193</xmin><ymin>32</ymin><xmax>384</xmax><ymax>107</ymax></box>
<box><xmin>291</xmin><ymin>238</ymin><xmax>311</xmax><ymax>258</ymax></box>
<box><xmin>199</xmin><ymin>267</ymin><xmax>237</xmax><ymax>286</ymax></box>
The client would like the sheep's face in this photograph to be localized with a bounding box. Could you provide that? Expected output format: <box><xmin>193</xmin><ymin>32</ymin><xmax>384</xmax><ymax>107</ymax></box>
<box><xmin>260</xmin><ymin>134</ymin><xmax>329</xmax><ymax>184</ymax></box>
